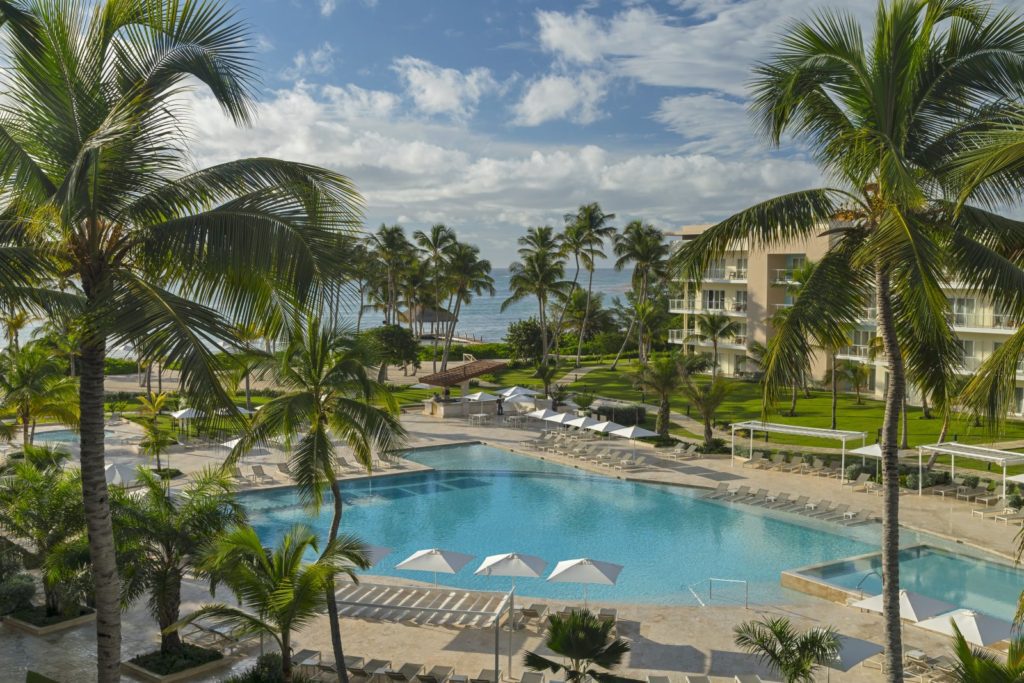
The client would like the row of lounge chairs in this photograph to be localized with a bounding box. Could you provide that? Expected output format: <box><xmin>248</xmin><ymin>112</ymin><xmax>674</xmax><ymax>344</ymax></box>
<box><xmin>521</xmin><ymin>432</ymin><xmax>648</xmax><ymax>471</ymax></box>
<box><xmin>306</xmin><ymin>656</ymin><xmax>503</xmax><ymax>683</ymax></box>
<box><xmin>648</xmin><ymin>675</ymin><xmax>764</xmax><ymax>683</ymax></box>
<box><xmin>702</xmin><ymin>484</ymin><xmax>877</xmax><ymax>526</ymax></box>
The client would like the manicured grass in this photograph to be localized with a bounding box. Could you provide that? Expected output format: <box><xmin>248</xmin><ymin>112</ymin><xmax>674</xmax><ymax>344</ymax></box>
<box><xmin>484</xmin><ymin>361</ymin><xmax>573</xmax><ymax>391</ymax></box>
<box><xmin>570</xmin><ymin>363</ymin><xmax>1024</xmax><ymax>455</ymax></box>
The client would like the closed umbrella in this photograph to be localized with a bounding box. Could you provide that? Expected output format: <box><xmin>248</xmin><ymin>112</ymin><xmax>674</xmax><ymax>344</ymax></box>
<box><xmin>852</xmin><ymin>590</ymin><xmax>956</xmax><ymax>622</ymax></box>
<box><xmin>547</xmin><ymin>558</ymin><xmax>622</xmax><ymax>607</ymax></box>
<box><xmin>396</xmin><ymin>548</ymin><xmax>474</xmax><ymax>586</ymax></box>
<box><xmin>104</xmin><ymin>463</ymin><xmax>139</xmax><ymax>487</ymax></box>
<box><xmin>917</xmin><ymin>609</ymin><xmax>1013</xmax><ymax>646</ymax></box>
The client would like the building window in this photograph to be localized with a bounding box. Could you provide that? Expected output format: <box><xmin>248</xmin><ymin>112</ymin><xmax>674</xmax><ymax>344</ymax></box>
<box><xmin>734</xmin><ymin>290</ymin><xmax>748</xmax><ymax>312</ymax></box>
<box><xmin>734</xmin><ymin>258</ymin><xmax>748</xmax><ymax>279</ymax></box>
<box><xmin>703</xmin><ymin>290</ymin><xmax>725</xmax><ymax>310</ymax></box>
<box><xmin>947</xmin><ymin>297</ymin><xmax>976</xmax><ymax>326</ymax></box>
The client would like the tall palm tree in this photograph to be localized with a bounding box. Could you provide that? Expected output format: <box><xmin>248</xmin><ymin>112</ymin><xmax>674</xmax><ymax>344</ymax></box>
<box><xmin>414</xmin><ymin>224</ymin><xmax>457</xmax><ymax>371</ymax></box>
<box><xmin>614</xmin><ymin>221</ymin><xmax>669</xmax><ymax>364</ymax></box>
<box><xmin>0</xmin><ymin>2</ymin><xmax>363</xmax><ymax>678</ymax></box>
<box><xmin>562</xmin><ymin>203</ymin><xmax>616</xmax><ymax>366</ymax></box>
<box><xmin>370</xmin><ymin>225</ymin><xmax>412</xmax><ymax>326</ymax></box>
<box><xmin>680</xmin><ymin>376</ymin><xmax>730</xmax><ymax>449</ymax></box>
<box><xmin>686</xmin><ymin>312</ymin><xmax>742</xmax><ymax>378</ymax></box>
<box><xmin>179</xmin><ymin>525</ymin><xmax>370</xmax><ymax>683</ymax></box>
<box><xmin>733</xmin><ymin>617</ymin><xmax>839</xmax><ymax>683</ymax></box>
<box><xmin>1</xmin><ymin>307</ymin><xmax>32</xmax><ymax>352</ymax></box>
<box><xmin>235</xmin><ymin>316</ymin><xmax>404</xmax><ymax>683</ymax></box>
<box><xmin>503</xmin><ymin>227</ymin><xmax>566</xmax><ymax>364</ymax></box>
<box><xmin>113</xmin><ymin>467</ymin><xmax>244</xmax><ymax>655</ymax></box>
<box><xmin>633</xmin><ymin>355</ymin><xmax>684</xmax><ymax>436</ymax></box>
<box><xmin>672</xmin><ymin>5</ymin><xmax>1024</xmax><ymax>675</ymax></box>
<box><xmin>439</xmin><ymin>242</ymin><xmax>495</xmax><ymax>370</ymax></box>
<box><xmin>524</xmin><ymin>609</ymin><xmax>631</xmax><ymax>683</ymax></box>
<box><xmin>0</xmin><ymin>342</ymin><xmax>79</xmax><ymax>445</ymax></box>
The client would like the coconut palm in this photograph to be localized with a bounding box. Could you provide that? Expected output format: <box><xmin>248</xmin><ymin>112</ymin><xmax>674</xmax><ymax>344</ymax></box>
<box><xmin>949</xmin><ymin>624</ymin><xmax>1024</xmax><ymax>683</ymax></box>
<box><xmin>613</xmin><ymin>221</ymin><xmax>669</xmax><ymax>364</ymax></box>
<box><xmin>135</xmin><ymin>392</ymin><xmax>174</xmax><ymax>473</ymax></box>
<box><xmin>179</xmin><ymin>525</ymin><xmax>370</xmax><ymax>683</ymax></box>
<box><xmin>680</xmin><ymin>376</ymin><xmax>730</xmax><ymax>449</ymax></box>
<box><xmin>0</xmin><ymin>453</ymin><xmax>85</xmax><ymax>616</ymax></box>
<box><xmin>234</xmin><ymin>316</ymin><xmax>404</xmax><ymax>683</ymax></box>
<box><xmin>685</xmin><ymin>313</ymin><xmax>742</xmax><ymax>378</ymax></box>
<box><xmin>632</xmin><ymin>356</ymin><xmax>683</xmax><ymax>437</ymax></box>
<box><xmin>733</xmin><ymin>617</ymin><xmax>839</xmax><ymax>683</ymax></box>
<box><xmin>561</xmin><ymin>203</ymin><xmax>616</xmax><ymax>366</ymax></box>
<box><xmin>671</xmin><ymin>4</ymin><xmax>1024</xmax><ymax>676</ymax></box>
<box><xmin>0</xmin><ymin>341</ymin><xmax>79</xmax><ymax>445</ymax></box>
<box><xmin>439</xmin><ymin>242</ymin><xmax>494</xmax><ymax>370</ymax></box>
<box><xmin>503</xmin><ymin>227</ymin><xmax>566</xmax><ymax>364</ymax></box>
<box><xmin>523</xmin><ymin>608</ymin><xmax>631</xmax><ymax>683</ymax></box>
<box><xmin>369</xmin><ymin>225</ymin><xmax>413</xmax><ymax>326</ymax></box>
<box><xmin>0</xmin><ymin>1</ymin><xmax>363</xmax><ymax>676</ymax></box>
<box><xmin>113</xmin><ymin>467</ymin><xmax>244</xmax><ymax>655</ymax></box>
<box><xmin>839</xmin><ymin>360</ymin><xmax>872</xmax><ymax>405</ymax></box>
<box><xmin>534</xmin><ymin>361</ymin><xmax>561</xmax><ymax>399</ymax></box>
<box><xmin>414</xmin><ymin>224</ymin><xmax>457</xmax><ymax>371</ymax></box>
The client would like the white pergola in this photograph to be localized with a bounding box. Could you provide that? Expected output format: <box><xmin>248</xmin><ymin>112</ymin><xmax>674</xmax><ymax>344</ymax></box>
<box><xmin>918</xmin><ymin>442</ymin><xmax>1024</xmax><ymax>499</ymax></box>
<box><xmin>730</xmin><ymin>421</ymin><xmax>867</xmax><ymax>483</ymax></box>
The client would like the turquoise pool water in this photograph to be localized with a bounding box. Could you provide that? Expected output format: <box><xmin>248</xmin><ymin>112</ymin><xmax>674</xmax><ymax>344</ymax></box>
<box><xmin>35</xmin><ymin>428</ymin><xmax>114</xmax><ymax>443</ymax></box>
<box><xmin>796</xmin><ymin>546</ymin><xmax>1023</xmax><ymax>621</ymax></box>
<box><xmin>243</xmin><ymin>443</ymin><xmax>886</xmax><ymax>605</ymax></box>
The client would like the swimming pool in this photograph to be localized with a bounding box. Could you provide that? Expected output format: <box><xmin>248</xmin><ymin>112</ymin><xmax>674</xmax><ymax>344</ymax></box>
<box><xmin>35</xmin><ymin>428</ymin><xmax>114</xmax><ymax>444</ymax></box>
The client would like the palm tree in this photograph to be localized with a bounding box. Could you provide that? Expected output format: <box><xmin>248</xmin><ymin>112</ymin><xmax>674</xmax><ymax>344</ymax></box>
<box><xmin>0</xmin><ymin>2</ymin><xmax>363</xmax><ymax>677</ymax></box>
<box><xmin>236</xmin><ymin>316</ymin><xmax>404</xmax><ymax>683</ymax></box>
<box><xmin>733</xmin><ymin>617</ymin><xmax>839</xmax><ymax>683</ymax></box>
<box><xmin>950</xmin><ymin>625</ymin><xmax>1024</xmax><ymax>683</ymax></box>
<box><xmin>414</xmin><ymin>224</ymin><xmax>457</xmax><ymax>371</ymax></box>
<box><xmin>562</xmin><ymin>203</ymin><xmax>616</xmax><ymax>366</ymax></box>
<box><xmin>503</xmin><ymin>227</ymin><xmax>567</xmax><ymax>364</ymax></box>
<box><xmin>0</xmin><ymin>453</ymin><xmax>84</xmax><ymax>616</ymax></box>
<box><xmin>613</xmin><ymin>221</ymin><xmax>669</xmax><ymax>364</ymax></box>
<box><xmin>680</xmin><ymin>376</ymin><xmax>730</xmax><ymax>449</ymax></box>
<box><xmin>369</xmin><ymin>225</ymin><xmax>413</xmax><ymax>326</ymax></box>
<box><xmin>440</xmin><ymin>243</ymin><xmax>495</xmax><ymax>370</ymax></box>
<box><xmin>839</xmin><ymin>360</ymin><xmax>871</xmax><ymax>405</ymax></box>
<box><xmin>0</xmin><ymin>342</ymin><xmax>79</xmax><ymax>445</ymax></box>
<box><xmin>135</xmin><ymin>393</ymin><xmax>174</xmax><ymax>473</ymax></box>
<box><xmin>523</xmin><ymin>609</ymin><xmax>631</xmax><ymax>683</ymax></box>
<box><xmin>686</xmin><ymin>313</ymin><xmax>742</xmax><ymax>378</ymax></box>
<box><xmin>671</xmin><ymin>5</ymin><xmax>1024</xmax><ymax>675</ymax></box>
<box><xmin>113</xmin><ymin>467</ymin><xmax>244</xmax><ymax>655</ymax></box>
<box><xmin>179</xmin><ymin>525</ymin><xmax>370</xmax><ymax>683</ymax></box>
<box><xmin>231</xmin><ymin>323</ymin><xmax>271</xmax><ymax>412</ymax></box>
<box><xmin>534</xmin><ymin>361</ymin><xmax>561</xmax><ymax>399</ymax></box>
<box><xmin>1</xmin><ymin>307</ymin><xmax>32</xmax><ymax>352</ymax></box>
<box><xmin>633</xmin><ymin>356</ymin><xmax>683</xmax><ymax>437</ymax></box>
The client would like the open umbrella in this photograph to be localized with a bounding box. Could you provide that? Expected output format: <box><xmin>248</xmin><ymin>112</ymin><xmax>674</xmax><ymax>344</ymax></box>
<box><xmin>104</xmin><ymin>463</ymin><xmax>139</xmax><ymax>487</ymax></box>
<box><xmin>527</xmin><ymin>408</ymin><xmax>557</xmax><ymax>420</ymax></box>
<box><xmin>464</xmin><ymin>391</ymin><xmax>498</xmax><ymax>402</ymax></box>
<box><xmin>586</xmin><ymin>421</ymin><xmax>624</xmax><ymax>434</ymax></box>
<box><xmin>170</xmin><ymin>407</ymin><xmax>204</xmax><ymax>420</ymax></box>
<box><xmin>396</xmin><ymin>548</ymin><xmax>474</xmax><ymax>585</ymax></box>
<box><xmin>852</xmin><ymin>590</ymin><xmax>956</xmax><ymax>622</ymax></box>
<box><xmin>547</xmin><ymin>558</ymin><xmax>622</xmax><ymax>607</ymax></box>
<box><xmin>565</xmin><ymin>416</ymin><xmax>598</xmax><ymax>430</ymax></box>
<box><xmin>410</xmin><ymin>382</ymin><xmax>432</xmax><ymax>390</ymax></box>
<box><xmin>830</xmin><ymin>635</ymin><xmax>884</xmax><ymax>672</ymax></box>
<box><xmin>475</xmin><ymin>552</ymin><xmax>546</xmax><ymax>586</ymax></box>
<box><xmin>544</xmin><ymin>412</ymin><xmax>576</xmax><ymax>427</ymax></box>
<box><xmin>501</xmin><ymin>386</ymin><xmax>539</xmax><ymax>398</ymax></box>
<box><xmin>917</xmin><ymin>609</ymin><xmax>1013</xmax><ymax>646</ymax></box>
<box><xmin>611</xmin><ymin>424</ymin><xmax>658</xmax><ymax>456</ymax></box>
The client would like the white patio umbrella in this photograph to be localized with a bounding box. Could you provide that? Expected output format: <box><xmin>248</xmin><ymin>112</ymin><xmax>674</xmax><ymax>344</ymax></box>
<box><xmin>610</xmin><ymin>424</ymin><xmax>658</xmax><ymax>456</ymax></box>
<box><xmin>464</xmin><ymin>391</ymin><xmax>498</xmax><ymax>402</ymax></box>
<box><xmin>170</xmin><ymin>407</ymin><xmax>204</xmax><ymax>420</ymax></box>
<box><xmin>544</xmin><ymin>412</ymin><xmax>577</xmax><ymax>427</ymax></box>
<box><xmin>852</xmin><ymin>590</ymin><xmax>956</xmax><ymax>622</ymax></box>
<box><xmin>104</xmin><ymin>463</ymin><xmax>139</xmax><ymax>487</ymax></box>
<box><xmin>501</xmin><ymin>386</ymin><xmax>539</xmax><ymax>398</ymax></box>
<box><xmin>586</xmin><ymin>420</ymin><xmax>624</xmax><ymax>435</ymax></box>
<box><xmin>358</xmin><ymin>545</ymin><xmax>393</xmax><ymax>568</ymax></box>
<box><xmin>527</xmin><ymin>408</ymin><xmax>557</xmax><ymax>420</ymax></box>
<box><xmin>506</xmin><ymin>394</ymin><xmax>536</xmax><ymax>413</ymax></box>
<box><xmin>410</xmin><ymin>383</ymin><xmax>432</xmax><ymax>390</ymax></box>
<box><xmin>474</xmin><ymin>552</ymin><xmax>546</xmax><ymax>586</ymax></box>
<box><xmin>547</xmin><ymin>558</ymin><xmax>623</xmax><ymax>607</ymax></box>
<box><xmin>395</xmin><ymin>548</ymin><xmax>475</xmax><ymax>585</ymax></box>
<box><xmin>221</xmin><ymin>437</ymin><xmax>242</xmax><ymax>450</ymax></box>
<box><xmin>565</xmin><ymin>416</ymin><xmax>598</xmax><ymax>430</ymax></box>
<box><xmin>917</xmin><ymin>609</ymin><xmax>1013</xmax><ymax>646</ymax></box>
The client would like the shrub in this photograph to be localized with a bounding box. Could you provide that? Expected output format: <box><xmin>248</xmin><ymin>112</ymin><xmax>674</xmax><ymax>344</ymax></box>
<box><xmin>1010</xmin><ymin>494</ymin><xmax>1024</xmax><ymax>510</ymax></box>
<box><xmin>222</xmin><ymin>654</ymin><xmax>316</xmax><ymax>683</ymax></box>
<box><xmin>962</xmin><ymin>475</ymin><xmax>981</xmax><ymax>489</ymax></box>
<box><xmin>802</xmin><ymin>453</ymin><xmax>814</xmax><ymax>466</ymax></box>
<box><xmin>906</xmin><ymin>473</ymin><xmax>920</xmax><ymax>491</ymax></box>
<box><xmin>0</xmin><ymin>574</ymin><xmax>36</xmax><ymax>615</ymax></box>
<box><xmin>845</xmin><ymin>464</ymin><xmax>863</xmax><ymax>482</ymax></box>
<box><xmin>696</xmin><ymin>438</ymin><xmax>729</xmax><ymax>454</ymax></box>
<box><xmin>593</xmin><ymin>403</ymin><xmax>645</xmax><ymax>426</ymax></box>
<box><xmin>130</xmin><ymin>644</ymin><xmax>222</xmax><ymax>676</ymax></box>
<box><xmin>104</xmin><ymin>357</ymin><xmax>137</xmax><ymax>375</ymax></box>
<box><xmin>644</xmin><ymin>435</ymin><xmax>681</xmax><ymax>448</ymax></box>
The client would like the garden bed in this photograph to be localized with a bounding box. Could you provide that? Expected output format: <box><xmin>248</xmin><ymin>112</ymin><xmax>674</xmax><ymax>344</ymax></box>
<box><xmin>121</xmin><ymin>645</ymin><xmax>230</xmax><ymax>683</ymax></box>
<box><xmin>3</xmin><ymin>605</ymin><xmax>95</xmax><ymax>635</ymax></box>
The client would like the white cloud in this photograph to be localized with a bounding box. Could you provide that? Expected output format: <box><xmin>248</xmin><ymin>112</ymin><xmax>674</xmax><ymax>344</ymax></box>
<box><xmin>392</xmin><ymin>56</ymin><xmax>497</xmax><ymax>120</ymax></box>
<box><xmin>512</xmin><ymin>71</ymin><xmax>607</xmax><ymax>126</ymax></box>
<box><xmin>653</xmin><ymin>93</ymin><xmax>755</xmax><ymax>156</ymax></box>
<box><xmin>318</xmin><ymin>0</ymin><xmax>336</xmax><ymax>16</ymax></box>
<box><xmin>282</xmin><ymin>42</ymin><xmax>336</xmax><ymax>80</ymax></box>
<box><xmin>321</xmin><ymin>83</ymin><xmax>401</xmax><ymax>119</ymax></box>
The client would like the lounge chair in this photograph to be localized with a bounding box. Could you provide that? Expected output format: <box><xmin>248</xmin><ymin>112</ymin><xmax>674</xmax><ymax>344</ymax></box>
<box><xmin>648</xmin><ymin>677</ymin><xmax>671</xmax><ymax>683</ymax></box>
<box><xmin>742</xmin><ymin>452</ymin><xmax>767</xmax><ymax>468</ymax></box>
<box><xmin>387</xmin><ymin>663</ymin><xmax>424</xmax><ymax>682</ymax></box>
<box><xmin>798</xmin><ymin>499</ymin><xmax>830</xmax><ymax>515</ymax></box>
<box><xmin>931</xmin><ymin>477</ymin><xmax>966</xmax><ymax>497</ymax></box>
<box><xmin>995</xmin><ymin>510</ymin><xmax>1024</xmax><ymax>525</ymax></box>
<box><xmin>956</xmin><ymin>486</ymin><xmax>988</xmax><ymax>502</ymax></box>
<box><xmin>762</xmin><ymin>492</ymin><xmax>790</xmax><ymax>508</ymax></box>
<box><xmin>734</xmin><ymin>676</ymin><xmax>763</xmax><ymax>683</ymax></box>
<box><xmin>470</xmin><ymin>669</ymin><xmax>500</xmax><ymax>683</ymax></box>
<box><xmin>620</xmin><ymin>455</ymin><xmax>648</xmax><ymax>471</ymax></box>
<box><xmin>291</xmin><ymin>649</ymin><xmax>320</xmax><ymax>674</ymax></box>
<box><xmin>349</xmin><ymin>659</ymin><xmax>392</xmax><ymax>683</ymax></box>
<box><xmin>320</xmin><ymin>656</ymin><xmax>365</xmax><ymax>677</ymax></box>
<box><xmin>774</xmin><ymin>495</ymin><xmax>809</xmax><ymax>512</ymax></box>
<box><xmin>737</xmin><ymin>488</ymin><xmax>770</xmax><ymax>505</ymax></box>
<box><xmin>250</xmin><ymin>464</ymin><xmax>275</xmax><ymax>485</ymax></box>
<box><xmin>975</xmin><ymin>491</ymin><xmax>1004</xmax><ymax>506</ymax></box>
<box><xmin>229</xmin><ymin>467</ymin><xmax>252</xmax><ymax>487</ymax></box>
<box><xmin>726</xmin><ymin>485</ymin><xmax>751</xmax><ymax>500</ymax></box>
<box><xmin>685</xmin><ymin>677</ymin><xmax>711</xmax><ymax>683</ymax></box>
<box><xmin>843</xmin><ymin>473</ymin><xmax>870</xmax><ymax>488</ymax></box>
<box><xmin>518</xmin><ymin>603</ymin><xmax>548</xmax><ymax>625</ymax></box>
<box><xmin>841</xmin><ymin>510</ymin><xmax>875</xmax><ymax>526</ymax></box>
<box><xmin>416</xmin><ymin>666</ymin><xmax>454</xmax><ymax>683</ymax></box>
<box><xmin>813</xmin><ymin>504</ymin><xmax>851</xmax><ymax>521</ymax></box>
<box><xmin>521</xmin><ymin>673</ymin><xmax>544</xmax><ymax>683</ymax></box>
<box><xmin>598</xmin><ymin>607</ymin><xmax>617</xmax><ymax>624</ymax></box>
<box><xmin>702</xmin><ymin>483</ymin><xmax>730</xmax><ymax>499</ymax></box>
<box><xmin>804</xmin><ymin>458</ymin><xmax>827</xmax><ymax>476</ymax></box>
<box><xmin>277</xmin><ymin>462</ymin><xmax>293</xmax><ymax>478</ymax></box>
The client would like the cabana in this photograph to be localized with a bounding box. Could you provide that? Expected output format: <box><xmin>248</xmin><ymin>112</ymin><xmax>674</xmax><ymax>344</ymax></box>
<box><xmin>917</xmin><ymin>443</ymin><xmax>1024</xmax><ymax>499</ymax></box>
<box><xmin>729</xmin><ymin>421</ymin><xmax>867</xmax><ymax>483</ymax></box>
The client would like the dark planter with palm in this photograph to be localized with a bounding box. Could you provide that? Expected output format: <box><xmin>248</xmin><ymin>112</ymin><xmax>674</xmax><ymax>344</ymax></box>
<box><xmin>733</xmin><ymin>617</ymin><xmax>839</xmax><ymax>683</ymax></box>
<box><xmin>524</xmin><ymin>609</ymin><xmax>634</xmax><ymax>682</ymax></box>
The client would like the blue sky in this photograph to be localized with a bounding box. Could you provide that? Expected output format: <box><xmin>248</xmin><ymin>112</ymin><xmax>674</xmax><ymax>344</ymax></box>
<box><xmin>188</xmin><ymin>0</ymin><xmax>1016</xmax><ymax>265</ymax></box>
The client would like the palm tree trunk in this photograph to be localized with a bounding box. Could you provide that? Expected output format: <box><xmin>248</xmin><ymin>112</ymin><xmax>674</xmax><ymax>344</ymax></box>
<box><xmin>610</xmin><ymin>314</ymin><xmax>636</xmax><ymax>371</ymax></box>
<box><xmin>703</xmin><ymin>415</ymin><xmax>713</xmax><ymax>448</ymax></box>
<box><xmin>875</xmin><ymin>267</ymin><xmax>905</xmax><ymax>683</ymax></box>
<box><xmin>790</xmin><ymin>384</ymin><xmax>798</xmax><ymax>416</ymax></box>
<box><xmin>244</xmin><ymin>372</ymin><xmax>252</xmax><ymax>412</ymax></box>
<box><xmin>158</xmin><ymin>570</ymin><xmax>183</xmax><ymax>654</ymax></box>
<box><xmin>937</xmin><ymin>413</ymin><xmax>950</xmax><ymax>443</ymax></box>
<box><xmin>712</xmin><ymin>339</ymin><xmax>719</xmax><ymax>378</ymax></box>
<box><xmin>658</xmin><ymin>396</ymin><xmax>670</xmax><ymax>437</ymax></box>
<box><xmin>831</xmin><ymin>352</ymin><xmax>838</xmax><ymax>430</ymax></box>
<box><xmin>21</xmin><ymin>405</ymin><xmax>29</xmax><ymax>447</ymax></box>
<box><xmin>281</xmin><ymin>629</ymin><xmax>293</xmax><ymax>683</ymax></box>
<box><xmin>574</xmin><ymin>267</ymin><xmax>593</xmax><ymax>367</ymax></box>
<box><xmin>538</xmin><ymin>296</ymin><xmax>549</xmax><ymax>363</ymax></box>
<box><xmin>324</xmin><ymin>479</ymin><xmax>351</xmax><ymax>683</ymax></box>
<box><xmin>900</xmin><ymin>398</ymin><xmax>909</xmax><ymax>449</ymax></box>
<box><xmin>79</xmin><ymin>339</ymin><xmax>122</xmax><ymax>683</ymax></box>
<box><xmin>440</xmin><ymin>298</ymin><xmax>463</xmax><ymax>371</ymax></box>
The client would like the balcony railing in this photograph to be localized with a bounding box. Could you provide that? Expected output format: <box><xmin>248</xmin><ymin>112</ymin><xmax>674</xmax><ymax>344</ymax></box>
<box><xmin>946</xmin><ymin>312</ymin><xmax>1021</xmax><ymax>330</ymax></box>
<box><xmin>838</xmin><ymin>345</ymin><xmax>872</xmax><ymax>359</ymax></box>
<box><xmin>730</xmin><ymin>269</ymin><xmax>748</xmax><ymax>280</ymax></box>
<box><xmin>773</xmin><ymin>269</ymin><xmax>798</xmax><ymax>283</ymax></box>
<box><xmin>860</xmin><ymin>307</ymin><xmax>877</xmax><ymax>321</ymax></box>
<box><xmin>702</xmin><ymin>267</ymin><xmax>748</xmax><ymax>282</ymax></box>
<box><xmin>668</xmin><ymin>298</ymin><xmax>695</xmax><ymax>312</ymax></box>
<box><xmin>668</xmin><ymin>329</ymin><xmax>685</xmax><ymax>344</ymax></box>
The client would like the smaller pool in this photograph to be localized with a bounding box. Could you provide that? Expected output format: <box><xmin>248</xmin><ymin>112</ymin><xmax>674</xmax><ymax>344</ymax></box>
<box><xmin>794</xmin><ymin>545</ymin><xmax>1022</xmax><ymax>621</ymax></box>
<box><xmin>35</xmin><ymin>429</ymin><xmax>115</xmax><ymax>444</ymax></box>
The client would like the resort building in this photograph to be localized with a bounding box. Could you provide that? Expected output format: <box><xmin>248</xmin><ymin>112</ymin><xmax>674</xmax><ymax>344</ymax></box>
<box><xmin>667</xmin><ymin>223</ymin><xmax>1024</xmax><ymax>416</ymax></box>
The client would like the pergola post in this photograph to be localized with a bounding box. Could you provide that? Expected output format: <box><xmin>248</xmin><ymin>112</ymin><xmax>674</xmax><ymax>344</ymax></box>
<box><xmin>840</xmin><ymin>439</ymin><xmax>846</xmax><ymax>486</ymax></box>
<box><xmin>918</xmin><ymin>449</ymin><xmax>922</xmax><ymax>495</ymax></box>
<box><xmin>1003</xmin><ymin>463</ymin><xmax>1008</xmax><ymax>500</ymax></box>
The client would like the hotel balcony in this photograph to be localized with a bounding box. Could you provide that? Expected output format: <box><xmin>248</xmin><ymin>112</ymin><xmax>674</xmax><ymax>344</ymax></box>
<box><xmin>837</xmin><ymin>345</ymin><xmax>873</xmax><ymax>360</ymax></box>
<box><xmin>946</xmin><ymin>312</ymin><xmax>1020</xmax><ymax>333</ymax></box>
<box><xmin>692</xmin><ymin>336</ymin><xmax>747</xmax><ymax>350</ymax></box>
<box><xmin>668</xmin><ymin>329</ymin><xmax>686</xmax><ymax>344</ymax></box>
<box><xmin>670</xmin><ymin>298</ymin><xmax>748</xmax><ymax>315</ymax></box>
<box><xmin>701</xmin><ymin>268</ymin><xmax>748</xmax><ymax>283</ymax></box>
<box><xmin>772</xmin><ymin>269</ymin><xmax>800</xmax><ymax>284</ymax></box>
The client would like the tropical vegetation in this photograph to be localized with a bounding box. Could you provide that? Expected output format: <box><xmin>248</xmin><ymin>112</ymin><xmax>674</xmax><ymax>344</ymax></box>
<box><xmin>524</xmin><ymin>609</ymin><xmax>632</xmax><ymax>683</ymax></box>
<box><xmin>733</xmin><ymin>617</ymin><xmax>839</xmax><ymax>683</ymax></box>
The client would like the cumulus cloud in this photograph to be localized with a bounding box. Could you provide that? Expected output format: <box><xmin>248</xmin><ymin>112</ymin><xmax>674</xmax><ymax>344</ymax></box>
<box><xmin>392</xmin><ymin>57</ymin><xmax>497</xmax><ymax>121</ymax></box>
<box><xmin>512</xmin><ymin>71</ymin><xmax>607</xmax><ymax>126</ymax></box>
<box><xmin>282</xmin><ymin>42</ymin><xmax>336</xmax><ymax>80</ymax></box>
<box><xmin>318</xmin><ymin>0</ymin><xmax>336</xmax><ymax>16</ymax></box>
<box><xmin>653</xmin><ymin>93</ymin><xmax>757</xmax><ymax>156</ymax></box>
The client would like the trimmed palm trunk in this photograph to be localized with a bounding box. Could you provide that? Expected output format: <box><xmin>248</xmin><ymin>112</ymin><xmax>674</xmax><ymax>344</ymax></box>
<box><xmin>324</xmin><ymin>478</ymin><xmax>351</xmax><ymax>683</ymax></box>
<box><xmin>875</xmin><ymin>267</ymin><xmax>905</xmax><ymax>683</ymax></box>
<box><xmin>79</xmin><ymin>336</ymin><xmax>122</xmax><ymax>683</ymax></box>
<box><xmin>158</xmin><ymin>567</ymin><xmax>184</xmax><ymax>653</ymax></box>
<box><xmin>574</xmin><ymin>265</ymin><xmax>592</xmax><ymax>367</ymax></box>
<box><xmin>657</xmin><ymin>394</ymin><xmax>671</xmax><ymax>437</ymax></box>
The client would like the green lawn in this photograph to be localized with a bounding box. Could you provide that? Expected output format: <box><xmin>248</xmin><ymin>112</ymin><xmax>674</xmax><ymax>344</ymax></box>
<box><xmin>482</xmin><ymin>362</ymin><xmax>574</xmax><ymax>391</ymax></box>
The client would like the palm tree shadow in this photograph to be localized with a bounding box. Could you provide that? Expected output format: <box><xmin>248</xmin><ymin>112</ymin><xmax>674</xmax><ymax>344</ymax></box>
<box><xmin>623</xmin><ymin>627</ymin><xmax>705</xmax><ymax>672</ymax></box>
<box><xmin>708</xmin><ymin>649</ymin><xmax>774</xmax><ymax>678</ymax></box>
<box><xmin>441</xmin><ymin>627</ymin><xmax>533</xmax><ymax>655</ymax></box>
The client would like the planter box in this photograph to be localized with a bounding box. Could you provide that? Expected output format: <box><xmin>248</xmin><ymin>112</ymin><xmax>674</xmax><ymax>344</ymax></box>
<box><xmin>3</xmin><ymin>609</ymin><xmax>95</xmax><ymax>636</ymax></box>
<box><xmin>120</xmin><ymin>655</ymin><xmax>235</xmax><ymax>683</ymax></box>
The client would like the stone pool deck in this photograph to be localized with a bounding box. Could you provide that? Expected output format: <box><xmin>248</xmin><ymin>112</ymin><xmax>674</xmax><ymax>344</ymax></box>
<box><xmin>3</xmin><ymin>413</ymin><xmax>1020</xmax><ymax>681</ymax></box>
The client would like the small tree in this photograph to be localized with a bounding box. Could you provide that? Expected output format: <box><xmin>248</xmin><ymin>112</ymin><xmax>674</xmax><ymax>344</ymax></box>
<box><xmin>839</xmin><ymin>360</ymin><xmax>871</xmax><ymax>405</ymax></box>
<box><xmin>178</xmin><ymin>525</ymin><xmax>370</xmax><ymax>683</ymax></box>
<box><xmin>365</xmin><ymin>325</ymin><xmax>419</xmax><ymax>382</ymax></box>
<box><xmin>505</xmin><ymin>318</ymin><xmax>545</xmax><ymax>365</ymax></box>
<box><xmin>136</xmin><ymin>393</ymin><xmax>173</xmax><ymax>473</ymax></box>
<box><xmin>632</xmin><ymin>356</ymin><xmax>681</xmax><ymax>437</ymax></box>
<box><xmin>680</xmin><ymin>377</ymin><xmax>730</xmax><ymax>449</ymax></box>
<box><xmin>685</xmin><ymin>312</ymin><xmax>741</xmax><ymax>378</ymax></box>
<box><xmin>524</xmin><ymin>609</ymin><xmax>631</xmax><ymax>682</ymax></box>
<box><xmin>114</xmin><ymin>467</ymin><xmax>244</xmax><ymax>655</ymax></box>
<box><xmin>733</xmin><ymin>617</ymin><xmax>839</xmax><ymax>683</ymax></box>
<box><xmin>534</xmin><ymin>361</ymin><xmax>561</xmax><ymax>398</ymax></box>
